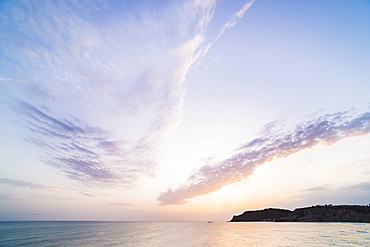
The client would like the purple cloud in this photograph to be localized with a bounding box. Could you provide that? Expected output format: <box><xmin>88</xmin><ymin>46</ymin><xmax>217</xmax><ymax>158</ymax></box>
<box><xmin>16</xmin><ymin>100</ymin><xmax>160</xmax><ymax>187</ymax></box>
<box><xmin>0</xmin><ymin>0</ymin><xmax>218</xmax><ymax>188</ymax></box>
<box><xmin>158</xmin><ymin>110</ymin><xmax>370</xmax><ymax>205</ymax></box>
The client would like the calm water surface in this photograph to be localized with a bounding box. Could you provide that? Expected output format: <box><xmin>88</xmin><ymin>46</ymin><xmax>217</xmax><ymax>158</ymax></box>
<box><xmin>0</xmin><ymin>221</ymin><xmax>369</xmax><ymax>246</ymax></box>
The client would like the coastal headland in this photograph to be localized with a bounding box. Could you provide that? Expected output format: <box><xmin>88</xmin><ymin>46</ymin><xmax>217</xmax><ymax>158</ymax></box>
<box><xmin>230</xmin><ymin>205</ymin><xmax>370</xmax><ymax>223</ymax></box>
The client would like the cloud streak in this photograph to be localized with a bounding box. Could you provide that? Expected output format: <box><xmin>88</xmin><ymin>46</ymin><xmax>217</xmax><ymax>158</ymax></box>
<box><xmin>0</xmin><ymin>0</ymin><xmax>219</xmax><ymax>187</ymax></box>
<box><xmin>0</xmin><ymin>0</ymin><xmax>257</xmax><ymax>188</ymax></box>
<box><xmin>0</xmin><ymin>177</ymin><xmax>109</xmax><ymax>201</ymax></box>
<box><xmin>216</xmin><ymin>0</ymin><xmax>255</xmax><ymax>40</ymax></box>
<box><xmin>0</xmin><ymin>177</ymin><xmax>62</xmax><ymax>191</ymax></box>
<box><xmin>193</xmin><ymin>0</ymin><xmax>255</xmax><ymax>69</ymax></box>
<box><xmin>158</xmin><ymin>110</ymin><xmax>370</xmax><ymax>205</ymax></box>
<box><xmin>16</xmin><ymin>99</ymin><xmax>163</xmax><ymax>187</ymax></box>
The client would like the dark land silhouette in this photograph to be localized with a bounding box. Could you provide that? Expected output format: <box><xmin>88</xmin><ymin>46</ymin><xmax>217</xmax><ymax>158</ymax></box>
<box><xmin>230</xmin><ymin>205</ymin><xmax>370</xmax><ymax>223</ymax></box>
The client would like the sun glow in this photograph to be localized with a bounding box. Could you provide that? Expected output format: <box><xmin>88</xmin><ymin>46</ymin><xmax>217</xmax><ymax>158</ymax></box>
<box><xmin>1</xmin><ymin>0</ymin><xmax>369</xmax><ymax>221</ymax></box>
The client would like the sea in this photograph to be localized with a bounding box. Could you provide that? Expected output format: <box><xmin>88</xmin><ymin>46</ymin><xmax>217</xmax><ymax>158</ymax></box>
<box><xmin>0</xmin><ymin>221</ymin><xmax>369</xmax><ymax>246</ymax></box>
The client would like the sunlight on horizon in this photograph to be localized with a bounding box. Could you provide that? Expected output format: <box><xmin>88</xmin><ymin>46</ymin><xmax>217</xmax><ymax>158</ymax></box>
<box><xmin>0</xmin><ymin>0</ymin><xmax>370</xmax><ymax>221</ymax></box>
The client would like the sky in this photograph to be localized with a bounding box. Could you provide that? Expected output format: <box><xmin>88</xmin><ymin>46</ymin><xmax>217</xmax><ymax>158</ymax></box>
<box><xmin>0</xmin><ymin>0</ymin><xmax>370</xmax><ymax>221</ymax></box>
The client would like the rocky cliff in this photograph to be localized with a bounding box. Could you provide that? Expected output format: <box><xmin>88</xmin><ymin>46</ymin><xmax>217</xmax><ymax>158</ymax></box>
<box><xmin>230</xmin><ymin>205</ymin><xmax>370</xmax><ymax>223</ymax></box>
<box><xmin>231</xmin><ymin>208</ymin><xmax>291</xmax><ymax>222</ymax></box>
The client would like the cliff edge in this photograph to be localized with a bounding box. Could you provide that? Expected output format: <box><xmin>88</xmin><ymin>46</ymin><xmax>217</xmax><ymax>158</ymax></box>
<box><xmin>230</xmin><ymin>205</ymin><xmax>370</xmax><ymax>223</ymax></box>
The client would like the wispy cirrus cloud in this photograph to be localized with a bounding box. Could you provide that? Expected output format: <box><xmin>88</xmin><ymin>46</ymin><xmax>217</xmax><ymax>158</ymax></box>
<box><xmin>302</xmin><ymin>181</ymin><xmax>370</xmax><ymax>194</ymax></box>
<box><xmin>158</xmin><ymin>110</ymin><xmax>370</xmax><ymax>205</ymax></box>
<box><xmin>345</xmin><ymin>182</ymin><xmax>370</xmax><ymax>191</ymax></box>
<box><xmin>0</xmin><ymin>0</ymin><xmax>257</xmax><ymax>189</ymax></box>
<box><xmin>0</xmin><ymin>177</ymin><xmax>108</xmax><ymax>201</ymax></box>
<box><xmin>216</xmin><ymin>0</ymin><xmax>255</xmax><ymax>40</ymax></box>
<box><xmin>0</xmin><ymin>177</ymin><xmax>62</xmax><ymax>191</ymax></box>
<box><xmin>194</xmin><ymin>0</ymin><xmax>255</xmax><ymax>68</ymax></box>
<box><xmin>0</xmin><ymin>0</ymin><xmax>219</xmax><ymax>187</ymax></box>
<box><xmin>15</xmin><ymin>99</ymin><xmax>168</xmax><ymax>187</ymax></box>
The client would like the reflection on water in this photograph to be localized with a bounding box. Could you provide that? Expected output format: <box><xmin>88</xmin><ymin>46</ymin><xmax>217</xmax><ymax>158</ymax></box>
<box><xmin>0</xmin><ymin>221</ymin><xmax>369</xmax><ymax>246</ymax></box>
